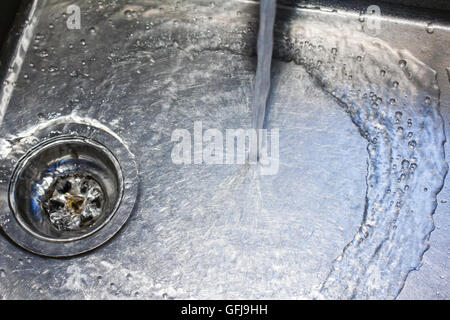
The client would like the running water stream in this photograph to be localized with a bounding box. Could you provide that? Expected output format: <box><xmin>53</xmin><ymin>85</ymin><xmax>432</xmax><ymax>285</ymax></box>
<box><xmin>251</xmin><ymin>0</ymin><xmax>276</xmax><ymax>159</ymax></box>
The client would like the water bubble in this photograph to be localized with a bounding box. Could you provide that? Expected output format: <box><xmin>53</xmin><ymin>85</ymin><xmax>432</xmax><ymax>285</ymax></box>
<box><xmin>392</xmin><ymin>81</ymin><xmax>399</xmax><ymax>88</ymax></box>
<box><xmin>80</xmin><ymin>39</ymin><xmax>86</xmax><ymax>46</ymax></box>
<box><xmin>398</xmin><ymin>59</ymin><xmax>407</xmax><ymax>68</ymax></box>
<box><xmin>408</xmin><ymin>140</ymin><xmax>417</xmax><ymax>150</ymax></box>
<box><xmin>407</xmin><ymin>119</ymin><xmax>412</xmax><ymax>127</ymax></box>
<box><xmin>89</xmin><ymin>27</ymin><xmax>96</xmax><ymax>35</ymax></box>
<box><xmin>389</xmin><ymin>98</ymin><xmax>396</xmax><ymax>105</ymax></box>
<box><xmin>395</xmin><ymin>111</ymin><xmax>402</xmax><ymax>120</ymax></box>
<box><xmin>331</xmin><ymin>47</ymin><xmax>337</xmax><ymax>55</ymax></box>
<box><xmin>0</xmin><ymin>269</ymin><xmax>5</xmax><ymax>278</ymax></box>
<box><xmin>424</xmin><ymin>96</ymin><xmax>431</xmax><ymax>104</ymax></box>
<box><xmin>380</xmin><ymin>69</ymin><xmax>386</xmax><ymax>77</ymax></box>
<box><xmin>49</xmin><ymin>23</ymin><xmax>54</xmax><ymax>29</ymax></box>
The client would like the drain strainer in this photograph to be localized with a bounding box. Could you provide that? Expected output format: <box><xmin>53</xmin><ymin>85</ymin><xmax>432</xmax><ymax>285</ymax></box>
<box><xmin>0</xmin><ymin>122</ymin><xmax>138</xmax><ymax>257</ymax></box>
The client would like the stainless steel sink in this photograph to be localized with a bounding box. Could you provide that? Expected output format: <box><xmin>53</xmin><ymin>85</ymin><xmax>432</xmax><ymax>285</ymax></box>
<box><xmin>0</xmin><ymin>0</ymin><xmax>449</xmax><ymax>299</ymax></box>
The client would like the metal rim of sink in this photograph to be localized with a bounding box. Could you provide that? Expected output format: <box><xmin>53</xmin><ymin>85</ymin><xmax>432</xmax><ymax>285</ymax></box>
<box><xmin>0</xmin><ymin>122</ymin><xmax>138</xmax><ymax>257</ymax></box>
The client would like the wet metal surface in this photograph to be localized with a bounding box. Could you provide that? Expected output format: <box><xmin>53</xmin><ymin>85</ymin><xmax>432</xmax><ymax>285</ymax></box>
<box><xmin>0</xmin><ymin>0</ymin><xmax>449</xmax><ymax>299</ymax></box>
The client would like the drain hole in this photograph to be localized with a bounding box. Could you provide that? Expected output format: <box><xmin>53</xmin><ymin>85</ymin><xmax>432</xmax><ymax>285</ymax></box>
<box><xmin>42</xmin><ymin>173</ymin><xmax>105</xmax><ymax>231</ymax></box>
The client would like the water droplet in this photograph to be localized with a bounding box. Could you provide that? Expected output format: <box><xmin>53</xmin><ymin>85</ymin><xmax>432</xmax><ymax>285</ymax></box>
<box><xmin>39</xmin><ymin>49</ymin><xmax>49</xmax><ymax>57</ymax></box>
<box><xmin>426</xmin><ymin>22</ymin><xmax>434</xmax><ymax>34</ymax></box>
<box><xmin>401</xmin><ymin>159</ymin><xmax>410</xmax><ymax>170</ymax></box>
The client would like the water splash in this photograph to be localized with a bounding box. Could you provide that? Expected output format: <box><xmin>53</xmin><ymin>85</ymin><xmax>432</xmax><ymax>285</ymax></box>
<box><xmin>274</xmin><ymin>16</ymin><xmax>448</xmax><ymax>299</ymax></box>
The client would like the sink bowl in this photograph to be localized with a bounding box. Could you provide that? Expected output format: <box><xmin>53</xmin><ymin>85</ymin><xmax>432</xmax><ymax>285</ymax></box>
<box><xmin>0</xmin><ymin>0</ymin><xmax>449</xmax><ymax>300</ymax></box>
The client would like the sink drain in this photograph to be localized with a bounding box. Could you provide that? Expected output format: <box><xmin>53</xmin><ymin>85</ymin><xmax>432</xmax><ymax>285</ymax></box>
<box><xmin>43</xmin><ymin>172</ymin><xmax>105</xmax><ymax>232</ymax></box>
<box><xmin>0</xmin><ymin>122</ymin><xmax>138</xmax><ymax>257</ymax></box>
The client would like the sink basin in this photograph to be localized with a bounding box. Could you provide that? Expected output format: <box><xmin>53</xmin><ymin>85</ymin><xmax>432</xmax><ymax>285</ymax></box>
<box><xmin>0</xmin><ymin>0</ymin><xmax>449</xmax><ymax>299</ymax></box>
